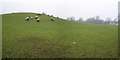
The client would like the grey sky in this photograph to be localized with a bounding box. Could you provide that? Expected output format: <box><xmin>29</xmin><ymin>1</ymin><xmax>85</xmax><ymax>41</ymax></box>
<box><xmin>1</xmin><ymin>0</ymin><xmax>119</xmax><ymax>20</ymax></box>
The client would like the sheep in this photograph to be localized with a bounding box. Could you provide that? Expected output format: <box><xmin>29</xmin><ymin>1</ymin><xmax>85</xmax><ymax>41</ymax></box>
<box><xmin>50</xmin><ymin>18</ymin><xmax>55</xmax><ymax>21</ymax></box>
<box><xmin>36</xmin><ymin>18</ymin><xmax>40</xmax><ymax>22</ymax></box>
<box><xmin>26</xmin><ymin>16</ymin><xmax>30</xmax><ymax>21</ymax></box>
<box><xmin>35</xmin><ymin>16</ymin><xmax>38</xmax><ymax>19</ymax></box>
<box><xmin>30</xmin><ymin>16</ymin><xmax>33</xmax><ymax>19</ymax></box>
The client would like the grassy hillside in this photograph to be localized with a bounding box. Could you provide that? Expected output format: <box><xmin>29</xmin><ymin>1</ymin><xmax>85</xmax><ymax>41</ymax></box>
<box><xmin>2</xmin><ymin>13</ymin><xmax>118</xmax><ymax>58</ymax></box>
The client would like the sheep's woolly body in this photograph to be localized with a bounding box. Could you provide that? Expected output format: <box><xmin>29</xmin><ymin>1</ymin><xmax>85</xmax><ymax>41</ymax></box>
<box><xmin>26</xmin><ymin>17</ymin><xmax>29</xmax><ymax>19</ymax></box>
<box><xmin>37</xmin><ymin>18</ymin><xmax>40</xmax><ymax>20</ymax></box>
<box><xmin>30</xmin><ymin>17</ymin><xmax>33</xmax><ymax>19</ymax></box>
<box><xmin>35</xmin><ymin>16</ymin><xmax>38</xmax><ymax>17</ymax></box>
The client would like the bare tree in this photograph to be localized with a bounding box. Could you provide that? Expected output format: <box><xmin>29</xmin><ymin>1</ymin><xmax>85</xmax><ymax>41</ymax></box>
<box><xmin>86</xmin><ymin>17</ymin><xmax>96</xmax><ymax>23</ymax></box>
<box><xmin>67</xmin><ymin>16</ymin><xmax>75</xmax><ymax>21</ymax></box>
<box><xmin>78</xmin><ymin>18</ymin><xmax>83</xmax><ymax>23</ymax></box>
<box><xmin>95</xmin><ymin>16</ymin><xmax>100</xmax><ymax>20</ymax></box>
<box><xmin>67</xmin><ymin>18</ymin><xmax>70</xmax><ymax>20</ymax></box>
<box><xmin>104</xmin><ymin>17</ymin><xmax>112</xmax><ymax>24</ymax></box>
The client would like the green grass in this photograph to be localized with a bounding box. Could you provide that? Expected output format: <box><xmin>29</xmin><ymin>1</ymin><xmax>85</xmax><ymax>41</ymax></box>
<box><xmin>2</xmin><ymin>13</ymin><xmax>118</xmax><ymax>58</ymax></box>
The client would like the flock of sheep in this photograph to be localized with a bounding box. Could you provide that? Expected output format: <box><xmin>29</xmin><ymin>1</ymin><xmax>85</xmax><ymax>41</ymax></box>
<box><xmin>25</xmin><ymin>14</ymin><xmax>55</xmax><ymax>22</ymax></box>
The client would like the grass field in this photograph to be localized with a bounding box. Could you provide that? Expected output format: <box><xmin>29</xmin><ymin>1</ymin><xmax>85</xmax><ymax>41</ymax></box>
<box><xmin>2</xmin><ymin>13</ymin><xmax>118</xmax><ymax>58</ymax></box>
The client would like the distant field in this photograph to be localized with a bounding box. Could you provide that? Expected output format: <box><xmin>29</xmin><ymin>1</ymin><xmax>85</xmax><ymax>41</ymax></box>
<box><xmin>2</xmin><ymin>13</ymin><xmax>118</xmax><ymax>58</ymax></box>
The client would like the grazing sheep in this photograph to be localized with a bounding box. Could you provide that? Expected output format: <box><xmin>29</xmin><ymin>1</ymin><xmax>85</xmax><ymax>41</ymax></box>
<box><xmin>26</xmin><ymin>17</ymin><xmax>30</xmax><ymax>21</ymax></box>
<box><xmin>36</xmin><ymin>18</ymin><xmax>40</xmax><ymax>22</ymax></box>
<box><xmin>30</xmin><ymin>16</ymin><xmax>33</xmax><ymax>19</ymax></box>
<box><xmin>50</xmin><ymin>18</ymin><xmax>55</xmax><ymax>21</ymax></box>
<box><xmin>35</xmin><ymin>16</ymin><xmax>38</xmax><ymax>19</ymax></box>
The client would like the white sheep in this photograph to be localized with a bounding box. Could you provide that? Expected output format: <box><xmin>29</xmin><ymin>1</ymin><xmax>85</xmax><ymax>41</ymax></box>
<box><xmin>36</xmin><ymin>18</ymin><xmax>40</xmax><ymax>22</ymax></box>
<box><xmin>35</xmin><ymin>16</ymin><xmax>38</xmax><ymax>19</ymax></box>
<box><xmin>30</xmin><ymin>17</ymin><xmax>33</xmax><ymax>19</ymax></box>
<box><xmin>50</xmin><ymin>18</ymin><xmax>55</xmax><ymax>21</ymax></box>
<box><xmin>26</xmin><ymin>17</ymin><xmax>30</xmax><ymax>21</ymax></box>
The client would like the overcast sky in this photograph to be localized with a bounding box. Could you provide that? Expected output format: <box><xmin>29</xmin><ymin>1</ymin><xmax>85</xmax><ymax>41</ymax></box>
<box><xmin>1</xmin><ymin>0</ymin><xmax>119</xmax><ymax>20</ymax></box>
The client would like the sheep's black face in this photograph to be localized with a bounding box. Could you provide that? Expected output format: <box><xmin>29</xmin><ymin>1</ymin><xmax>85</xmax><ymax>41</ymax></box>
<box><xmin>37</xmin><ymin>20</ymin><xmax>40</xmax><ymax>22</ymax></box>
<box><xmin>50</xmin><ymin>19</ymin><xmax>54</xmax><ymax>21</ymax></box>
<box><xmin>26</xmin><ymin>19</ymin><xmax>29</xmax><ymax>21</ymax></box>
<box><xmin>35</xmin><ymin>18</ymin><xmax>38</xmax><ymax>19</ymax></box>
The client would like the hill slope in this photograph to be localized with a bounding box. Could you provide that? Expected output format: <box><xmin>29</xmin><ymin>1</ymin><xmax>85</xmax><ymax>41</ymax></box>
<box><xmin>2</xmin><ymin>13</ymin><xmax>118</xmax><ymax>58</ymax></box>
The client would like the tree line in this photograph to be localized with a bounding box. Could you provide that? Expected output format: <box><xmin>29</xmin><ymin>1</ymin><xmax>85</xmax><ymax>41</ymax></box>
<box><xmin>67</xmin><ymin>16</ymin><xmax>118</xmax><ymax>25</ymax></box>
